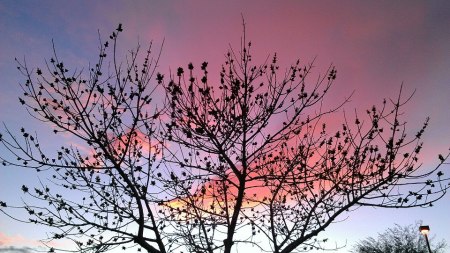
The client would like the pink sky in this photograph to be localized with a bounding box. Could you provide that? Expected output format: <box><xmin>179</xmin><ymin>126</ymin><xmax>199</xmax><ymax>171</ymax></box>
<box><xmin>1</xmin><ymin>1</ymin><xmax>449</xmax><ymax>252</ymax></box>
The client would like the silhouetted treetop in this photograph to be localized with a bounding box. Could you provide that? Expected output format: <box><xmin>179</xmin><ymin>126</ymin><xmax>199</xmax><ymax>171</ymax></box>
<box><xmin>0</xmin><ymin>23</ymin><xmax>449</xmax><ymax>253</ymax></box>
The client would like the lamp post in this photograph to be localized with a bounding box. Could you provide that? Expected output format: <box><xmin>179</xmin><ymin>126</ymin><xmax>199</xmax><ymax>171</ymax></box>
<box><xmin>419</xmin><ymin>225</ymin><xmax>432</xmax><ymax>253</ymax></box>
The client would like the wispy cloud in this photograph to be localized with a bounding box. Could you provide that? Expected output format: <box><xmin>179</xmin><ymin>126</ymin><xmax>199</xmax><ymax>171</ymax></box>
<box><xmin>0</xmin><ymin>232</ymin><xmax>41</xmax><ymax>248</ymax></box>
<box><xmin>0</xmin><ymin>232</ymin><xmax>69</xmax><ymax>253</ymax></box>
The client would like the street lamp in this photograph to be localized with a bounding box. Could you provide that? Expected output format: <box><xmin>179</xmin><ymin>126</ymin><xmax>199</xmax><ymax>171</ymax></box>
<box><xmin>419</xmin><ymin>225</ymin><xmax>432</xmax><ymax>253</ymax></box>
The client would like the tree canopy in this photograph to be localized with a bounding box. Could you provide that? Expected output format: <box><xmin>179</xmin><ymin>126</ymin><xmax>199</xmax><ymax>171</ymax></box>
<box><xmin>1</xmin><ymin>24</ymin><xmax>449</xmax><ymax>253</ymax></box>
<box><xmin>352</xmin><ymin>222</ymin><xmax>446</xmax><ymax>253</ymax></box>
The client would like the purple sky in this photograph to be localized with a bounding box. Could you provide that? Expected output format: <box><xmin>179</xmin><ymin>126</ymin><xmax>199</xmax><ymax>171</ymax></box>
<box><xmin>1</xmin><ymin>1</ymin><xmax>450</xmax><ymax>252</ymax></box>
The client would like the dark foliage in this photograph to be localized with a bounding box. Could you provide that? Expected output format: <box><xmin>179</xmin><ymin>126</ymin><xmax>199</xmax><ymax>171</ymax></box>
<box><xmin>352</xmin><ymin>223</ymin><xmax>446</xmax><ymax>253</ymax></box>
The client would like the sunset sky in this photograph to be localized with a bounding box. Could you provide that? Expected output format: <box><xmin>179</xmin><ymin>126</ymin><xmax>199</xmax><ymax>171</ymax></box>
<box><xmin>1</xmin><ymin>1</ymin><xmax>450</xmax><ymax>252</ymax></box>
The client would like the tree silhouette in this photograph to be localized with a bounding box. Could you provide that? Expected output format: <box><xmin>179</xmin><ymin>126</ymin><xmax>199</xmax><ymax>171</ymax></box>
<box><xmin>351</xmin><ymin>222</ymin><xmax>446</xmax><ymax>253</ymax></box>
<box><xmin>157</xmin><ymin>24</ymin><xmax>450</xmax><ymax>253</ymax></box>
<box><xmin>0</xmin><ymin>25</ymin><xmax>167</xmax><ymax>253</ymax></box>
<box><xmin>1</xmin><ymin>24</ymin><xmax>449</xmax><ymax>253</ymax></box>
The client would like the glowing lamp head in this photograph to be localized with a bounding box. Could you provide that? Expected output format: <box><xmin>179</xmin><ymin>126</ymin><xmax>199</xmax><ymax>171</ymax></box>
<box><xmin>419</xmin><ymin>225</ymin><xmax>430</xmax><ymax>235</ymax></box>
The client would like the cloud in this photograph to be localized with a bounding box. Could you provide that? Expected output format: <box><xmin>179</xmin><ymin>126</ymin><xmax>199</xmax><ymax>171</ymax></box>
<box><xmin>0</xmin><ymin>246</ymin><xmax>37</xmax><ymax>253</ymax></box>
<box><xmin>0</xmin><ymin>232</ymin><xmax>67</xmax><ymax>252</ymax></box>
<box><xmin>0</xmin><ymin>233</ymin><xmax>38</xmax><ymax>248</ymax></box>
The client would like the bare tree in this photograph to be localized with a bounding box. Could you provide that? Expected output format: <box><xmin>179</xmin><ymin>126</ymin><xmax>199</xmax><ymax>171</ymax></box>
<box><xmin>158</xmin><ymin>24</ymin><xmax>450</xmax><ymax>253</ymax></box>
<box><xmin>351</xmin><ymin>222</ymin><xmax>446</xmax><ymax>253</ymax></box>
<box><xmin>0</xmin><ymin>24</ymin><xmax>449</xmax><ymax>253</ymax></box>
<box><xmin>0</xmin><ymin>25</ymin><xmax>168</xmax><ymax>253</ymax></box>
